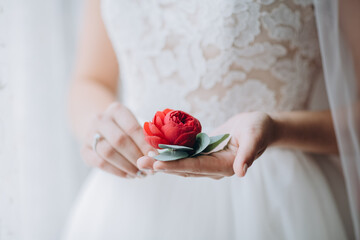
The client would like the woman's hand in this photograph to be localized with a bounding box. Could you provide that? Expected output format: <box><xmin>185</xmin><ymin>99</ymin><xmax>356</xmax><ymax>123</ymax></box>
<box><xmin>138</xmin><ymin>112</ymin><xmax>276</xmax><ymax>178</ymax></box>
<box><xmin>81</xmin><ymin>102</ymin><xmax>157</xmax><ymax>178</ymax></box>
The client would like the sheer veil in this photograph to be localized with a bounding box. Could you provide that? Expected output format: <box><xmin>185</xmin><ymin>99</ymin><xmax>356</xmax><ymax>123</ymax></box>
<box><xmin>315</xmin><ymin>0</ymin><xmax>360</xmax><ymax>238</ymax></box>
<box><xmin>0</xmin><ymin>1</ymin><xmax>87</xmax><ymax>239</ymax></box>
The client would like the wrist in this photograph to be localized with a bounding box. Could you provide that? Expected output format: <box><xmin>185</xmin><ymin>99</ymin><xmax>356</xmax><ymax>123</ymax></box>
<box><xmin>268</xmin><ymin>112</ymin><xmax>284</xmax><ymax>147</ymax></box>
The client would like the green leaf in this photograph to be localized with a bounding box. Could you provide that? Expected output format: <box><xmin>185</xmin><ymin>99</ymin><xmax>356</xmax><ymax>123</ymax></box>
<box><xmin>203</xmin><ymin>134</ymin><xmax>230</xmax><ymax>153</ymax></box>
<box><xmin>158</xmin><ymin>144</ymin><xmax>194</xmax><ymax>151</ymax></box>
<box><xmin>191</xmin><ymin>133</ymin><xmax>211</xmax><ymax>157</ymax></box>
<box><xmin>154</xmin><ymin>150</ymin><xmax>189</xmax><ymax>161</ymax></box>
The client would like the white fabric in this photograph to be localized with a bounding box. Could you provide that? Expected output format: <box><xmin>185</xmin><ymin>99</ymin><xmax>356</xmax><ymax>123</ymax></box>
<box><xmin>102</xmin><ymin>0</ymin><xmax>323</xmax><ymax>132</ymax></box>
<box><xmin>315</xmin><ymin>0</ymin><xmax>360</xmax><ymax>238</ymax></box>
<box><xmin>63</xmin><ymin>0</ymin><xmax>352</xmax><ymax>239</ymax></box>
<box><xmin>0</xmin><ymin>1</ymin><xmax>18</xmax><ymax>239</ymax></box>
<box><xmin>0</xmin><ymin>1</ymin><xmax>88</xmax><ymax>239</ymax></box>
<box><xmin>64</xmin><ymin>150</ymin><xmax>350</xmax><ymax>240</ymax></box>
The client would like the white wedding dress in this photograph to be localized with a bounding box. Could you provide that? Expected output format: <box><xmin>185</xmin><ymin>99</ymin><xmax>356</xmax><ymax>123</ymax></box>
<box><xmin>63</xmin><ymin>0</ymin><xmax>353</xmax><ymax>239</ymax></box>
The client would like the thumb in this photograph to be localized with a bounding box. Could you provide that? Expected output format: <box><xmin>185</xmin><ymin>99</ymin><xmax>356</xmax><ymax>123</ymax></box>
<box><xmin>233</xmin><ymin>140</ymin><xmax>258</xmax><ymax>177</ymax></box>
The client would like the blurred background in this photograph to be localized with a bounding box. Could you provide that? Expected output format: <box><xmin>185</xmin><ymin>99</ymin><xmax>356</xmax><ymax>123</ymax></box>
<box><xmin>0</xmin><ymin>1</ymin><xmax>89</xmax><ymax>239</ymax></box>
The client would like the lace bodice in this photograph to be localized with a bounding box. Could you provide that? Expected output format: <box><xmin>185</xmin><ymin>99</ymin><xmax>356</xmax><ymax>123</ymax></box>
<box><xmin>101</xmin><ymin>0</ymin><xmax>322</xmax><ymax>131</ymax></box>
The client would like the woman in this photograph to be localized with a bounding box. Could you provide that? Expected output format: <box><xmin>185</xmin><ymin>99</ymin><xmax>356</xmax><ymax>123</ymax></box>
<box><xmin>63</xmin><ymin>0</ymin><xmax>353</xmax><ymax>239</ymax></box>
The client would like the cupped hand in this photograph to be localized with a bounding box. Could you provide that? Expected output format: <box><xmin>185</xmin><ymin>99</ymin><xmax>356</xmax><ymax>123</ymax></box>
<box><xmin>137</xmin><ymin>112</ymin><xmax>276</xmax><ymax>178</ymax></box>
<box><xmin>81</xmin><ymin>102</ymin><xmax>157</xmax><ymax>178</ymax></box>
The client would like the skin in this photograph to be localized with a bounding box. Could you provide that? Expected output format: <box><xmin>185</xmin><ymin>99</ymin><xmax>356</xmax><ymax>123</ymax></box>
<box><xmin>138</xmin><ymin>111</ymin><xmax>338</xmax><ymax>178</ymax></box>
<box><xmin>69</xmin><ymin>0</ymin><xmax>156</xmax><ymax>178</ymax></box>
<box><xmin>70</xmin><ymin>0</ymin><xmax>340</xmax><ymax>179</ymax></box>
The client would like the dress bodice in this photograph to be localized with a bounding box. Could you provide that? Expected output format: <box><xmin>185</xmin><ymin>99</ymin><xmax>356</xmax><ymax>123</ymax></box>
<box><xmin>101</xmin><ymin>0</ymin><xmax>322</xmax><ymax>130</ymax></box>
<box><xmin>64</xmin><ymin>3</ymin><xmax>350</xmax><ymax>240</ymax></box>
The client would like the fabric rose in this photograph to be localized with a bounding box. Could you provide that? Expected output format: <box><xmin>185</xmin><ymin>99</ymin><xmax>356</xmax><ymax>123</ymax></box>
<box><xmin>143</xmin><ymin>109</ymin><xmax>202</xmax><ymax>149</ymax></box>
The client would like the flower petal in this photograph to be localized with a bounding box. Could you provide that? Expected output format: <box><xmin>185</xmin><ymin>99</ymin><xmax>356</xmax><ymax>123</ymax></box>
<box><xmin>157</xmin><ymin>111</ymin><xmax>166</xmax><ymax>121</ymax></box>
<box><xmin>145</xmin><ymin>136</ymin><xmax>169</xmax><ymax>149</ymax></box>
<box><xmin>174</xmin><ymin>131</ymin><xmax>197</xmax><ymax>147</ymax></box>
<box><xmin>154</xmin><ymin>115</ymin><xmax>164</xmax><ymax>129</ymax></box>
<box><xmin>143</xmin><ymin>122</ymin><xmax>152</xmax><ymax>136</ymax></box>
<box><xmin>149</xmin><ymin>122</ymin><xmax>165</xmax><ymax>138</ymax></box>
<box><xmin>163</xmin><ymin>108</ymin><xmax>173</xmax><ymax>115</ymax></box>
<box><xmin>161</xmin><ymin>122</ymin><xmax>183</xmax><ymax>144</ymax></box>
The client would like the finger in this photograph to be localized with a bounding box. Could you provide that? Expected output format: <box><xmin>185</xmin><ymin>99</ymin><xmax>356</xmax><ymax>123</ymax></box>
<box><xmin>81</xmin><ymin>146</ymin><xmax>131</xmax><ymax>178</ymax></box>
<box><xmin>95</xmin><ymin>138</ymin><xmax>141</xmax><ymax>178</ymax></box>
<box><xmin>84</xmin><ymin>113</ymin><xmax>103</xmax><ymax>145</ymax></box>
<box><xmin>160</xmin><ymin>170</ymin><xmax>224</xmax><ymax>180</ymax></box>
<box><xmin>137</xmin><ymin>152</ymin><xmax>157</xmax><ymax>170</ymax></box>
<box><xmin>97</xmin><ymin>115</ymin><xmax>144</xmax><ymax>165</ymax></box>
<box><xmin>233</xmin><ymin>137</ymin><xmax>265</xmax><ymax>177</ymax></box>
<box><xmin>152</xmin><ymin>151</ymin><xmax>235</xmax><ymax>177</ymax></box>
<box><xmin>108</xmin><ymin>103</ymin><xmax>156</xmax><ymax>155</ymax></box>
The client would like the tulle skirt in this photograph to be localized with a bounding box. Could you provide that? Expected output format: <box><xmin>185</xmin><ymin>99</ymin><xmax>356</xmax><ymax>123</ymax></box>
<box><xmin>62</xmin><ymin>148</ymin><xmax>351</xmax><ymax>240</ymax></box>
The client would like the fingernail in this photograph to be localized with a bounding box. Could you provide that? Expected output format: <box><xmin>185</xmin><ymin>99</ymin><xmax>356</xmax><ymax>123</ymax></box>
<box><xmin>136</xmin><ymin>170</ymin><xmax>146</xmax><ymax>178</ymax></box>
<box><xmin>243</xmin><ymin>163</ymin><xmax>248</xmax><ymax>176</ymax></box>
<box><xmin>156</xmin><ymin>169</ymin><xmax>166</xmax><ymax>172</ymax></box>
<box><xmin>147</xmin><ymin>151</ymin><xmax>156</xmax><ymax>157</ymax></box>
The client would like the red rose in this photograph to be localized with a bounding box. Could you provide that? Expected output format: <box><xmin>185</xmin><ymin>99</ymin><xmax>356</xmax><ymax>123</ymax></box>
<box><xmin>143</xmin><ymin>109</ymin><xmax>202</xmax><ymax>149</ymax></box>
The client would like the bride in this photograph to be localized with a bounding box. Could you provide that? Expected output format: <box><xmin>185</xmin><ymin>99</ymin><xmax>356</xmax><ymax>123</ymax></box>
<box><xmin>63</xmin><ymin>0</ymin><xmax>356</xmax><ymax>239</ymax></box>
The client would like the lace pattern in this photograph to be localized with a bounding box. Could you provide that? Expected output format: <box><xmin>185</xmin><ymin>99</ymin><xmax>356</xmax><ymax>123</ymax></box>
<box><xmin>102</xmin><ymin>0</ymin><xmax>321</xmax><ymax>131</ymax></box>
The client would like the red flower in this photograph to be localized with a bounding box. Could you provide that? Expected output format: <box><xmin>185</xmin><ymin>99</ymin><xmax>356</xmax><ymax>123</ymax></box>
<box><xmin>143</xmin><ymin>109</ymin><xmax>202</xmax><ymax>149</ymax></box>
